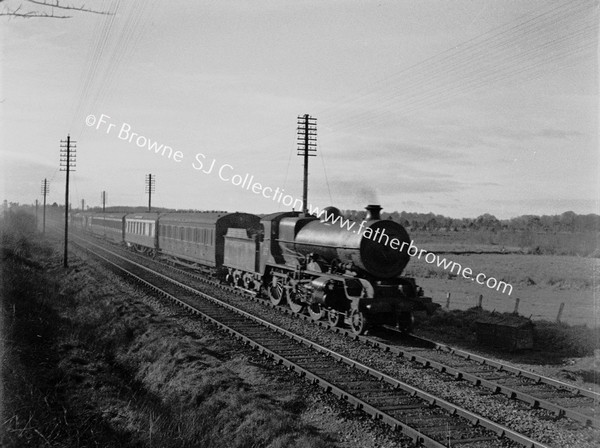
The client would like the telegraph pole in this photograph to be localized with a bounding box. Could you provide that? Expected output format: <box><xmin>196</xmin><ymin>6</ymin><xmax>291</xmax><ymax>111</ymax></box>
<box><xmin>41</xmin><ymin>178</ymin><xmax>49</xmax><ymax>235</ymax></box>
<box><xmin>145</xmin><ymin>174</ymin><xmax>155</xmax><ymax>212</ymax></box>
<box><xmin>101</xmin><ymin>191</ymin><xmax>106</xmax><ymax>213</ymax></box>
<box><xmin>60</xmin><ymin>135</ymin><xmax>76</xmax><ymax>268</ymax></box>
<box><xmin>297</xmin><ymin>114</ymin><xmax>317</xmax><ymax>215</ymax></box>
<box><xmin>35</xmin><ymin>199</ymin><xmax>39</xmax><ymax>230</ymax></box>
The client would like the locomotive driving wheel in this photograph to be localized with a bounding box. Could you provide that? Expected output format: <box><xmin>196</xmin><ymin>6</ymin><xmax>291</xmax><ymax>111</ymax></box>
<box><xmin>268</xmin><ymin>277</ymin><xmax>285</xmax><ymax>306</ymax></box>
<box><xmin>286</xmin><ymin>288</ymin><xmax>305</xmax><ymax>314</ymax></box>
<box><xmin>350</xmin><ymin>310</ymin><xmax>370</xmax><ymax>335</ymax></box>
<box><xmin>307</xmin><ymin>304</ymin><xmax>325</xmax><ymax>321</ymax></box>
<box><xmin>327</xmin><ymin>310</ymin><xmax>344</xmax><ymax>327</ymax></box>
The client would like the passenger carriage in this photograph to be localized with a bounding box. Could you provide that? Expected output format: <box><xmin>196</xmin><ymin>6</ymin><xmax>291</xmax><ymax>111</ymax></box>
<box><xmin>89</xmin><ymin>213</ymin><xmax>126</xmax><ymax>243</ymax></box>
<box><xmin>124</xmin><ymin>213</ymin><xmax>160</xmax><ymax>254</ymax></box>
<box><xmin>157</xmin><ymin>212</ymin><xmax>261</xmax><ymax>270</ymax></box>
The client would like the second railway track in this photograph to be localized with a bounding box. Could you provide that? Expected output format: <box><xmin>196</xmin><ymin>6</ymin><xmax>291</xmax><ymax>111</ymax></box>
<box><xmin>68</xmin><ymin>232</ymin><xmax>578</xmax><ymax>448</ymax></box>
<box><xmin>69</xmin><ymin>230</ymin><xmax>600</xmax><ymax>432</ymax></box>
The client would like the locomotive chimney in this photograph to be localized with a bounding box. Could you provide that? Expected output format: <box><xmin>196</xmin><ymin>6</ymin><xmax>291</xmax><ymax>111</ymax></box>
<box><xmin>365</xmin><ymin>204</ymin><xmax>382</xmax><ymax>221</ymax></box>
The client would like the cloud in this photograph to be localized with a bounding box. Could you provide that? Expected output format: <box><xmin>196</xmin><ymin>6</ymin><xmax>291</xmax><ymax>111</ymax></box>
<box><xmin>537</xmin><ymin>129</ymin><xmax>583</xmax><ymax>139</ymax></box>
<box><xmin>322</xmin><ymin>138</ymin><xmax>472</xmax><ymax>165</ymax></box>
<box><xmin>485</xmin><ymin>127</ymin><xmax>583</xmax><ymax>141</ymax></box>
<box><xmin>489</xmin><ymin>198</ymin><xmax>599</xmax><ymax>215</ymax></box>
<box><xmin>331</xmin><ymin>177</ymin><xmax>466</xmax><ymax>196</ymax></box>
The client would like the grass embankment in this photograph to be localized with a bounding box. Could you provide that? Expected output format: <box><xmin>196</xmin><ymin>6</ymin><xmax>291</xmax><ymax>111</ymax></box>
<box><xmin>1</xmin><ymin>216</ymin><xmax>331</xmax><ymax>447</ymax></box>
<box><xmin>416</xmin><ymin>307</ymin><xmax>600</xmax><ymax>369</ymax></box>
<box><xmin>405</xmin><ymin>252</ymin><xmax>597</xmax><ymax>291</ymax></box>
<box><xmin>411</xmin><ymin>229</ymin><xmax>599</xmax><ymax>257</ymax></box>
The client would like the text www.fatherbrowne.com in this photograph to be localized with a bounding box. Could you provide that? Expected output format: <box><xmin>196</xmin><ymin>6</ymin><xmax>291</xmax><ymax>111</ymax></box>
<box><xmin>83</xmin><ymin>116</ymin><xmax>513</xmax><ymax>297</ymax></box>
<box><xmin>313</xmin><ymin>207</ymin><xmax>514</xmax><ymax>297</ymax></box>
<box><xmin>193</xmin><ymin>155</ymin><xmax>514</xmax><ymax>297</ymax></box>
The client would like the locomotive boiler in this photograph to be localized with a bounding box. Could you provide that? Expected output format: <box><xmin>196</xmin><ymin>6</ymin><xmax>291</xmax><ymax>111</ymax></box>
<box><xmin>224</xmin><ymin>204</ymin><xmax>437</xmax><ymax>334</ymax></box>
<box><xmin>75</xmin><ymin>203</ymin><xmax>436</xmax><ymax>335</ymax></box>
<box><xmin>280</xmin><ymin>205</ymin><xmax>411</xmax><ymax>278</ymax></box>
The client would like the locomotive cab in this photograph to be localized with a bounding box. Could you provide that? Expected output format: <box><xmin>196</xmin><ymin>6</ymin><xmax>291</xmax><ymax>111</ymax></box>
<box><xmin>256</xmin><ymin>205</ymin><xmax>437</xmax><ymax>335</ymax></box>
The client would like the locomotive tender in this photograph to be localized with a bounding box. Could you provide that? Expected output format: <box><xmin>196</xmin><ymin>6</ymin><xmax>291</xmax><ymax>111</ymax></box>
<box><xmin>73</xmin><ymin>204</ymin><xmax>436</xmax><ymax>334</ymax></box>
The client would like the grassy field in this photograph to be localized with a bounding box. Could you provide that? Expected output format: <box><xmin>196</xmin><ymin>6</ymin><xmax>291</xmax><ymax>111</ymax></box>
<box><xmin>403</xmin><ymin>232</ymin><xmax>598</xmax><ymax>327</ymax></box>
<box><xmin>410</xmin><ymin>229</ymin><xmax>598</xmax><ymax>257</ymax></box>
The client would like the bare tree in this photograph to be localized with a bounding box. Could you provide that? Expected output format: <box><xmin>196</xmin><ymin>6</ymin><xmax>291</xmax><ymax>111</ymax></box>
<box><xmin>0</xmin><ymin>0</ymin><xmax>112</xmax><ymax>19</ymax></box>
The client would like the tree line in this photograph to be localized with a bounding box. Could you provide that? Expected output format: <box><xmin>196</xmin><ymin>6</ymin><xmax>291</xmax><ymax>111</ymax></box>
<box><xmin>342</xmin><ymin>210</ymin><xmax>600</xmax><ymax>233</ymax></box>
<box><xmin>3</xmin><ymin>202</ymin><xmax>599</xmax><ymax>233</ymax></box>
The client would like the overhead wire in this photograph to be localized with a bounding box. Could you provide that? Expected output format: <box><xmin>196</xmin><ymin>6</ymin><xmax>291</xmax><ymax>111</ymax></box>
<box><xmin>89</xmin><ymin>0</ymin><xmax>159</xmax><ymax>120</ymax></box>
<box><xmin>318</xmin><ymin>0</ymin><xmax>591</xmax><ymax>119</ymax></box>
<box><xmin>319</xmin><ymin>3</ymin><xmax>589</xmax><ymax>130</ymax></box>
<box><xmin>318</xmin><ymin>142</ymin><xmax>334</xmax><ymax>206</ymax></box>
<box><xmin>69</xmin><ymin>0</ymin><xmax>120</xmax><ymax>133</ymax></box>
<box><xmin>228</xmin><ymin>0</ymin><xmax>595</xmax><ymax>171</ymax></box>
<box><xmin>62</xmin><ymin>0</ymin><xmax>595</xmax><ymax>209</ymax></box>
<box><xmin>328</xmin><ymin>23</ymin><xmax>597</xmax><ymax>135</ymax></box>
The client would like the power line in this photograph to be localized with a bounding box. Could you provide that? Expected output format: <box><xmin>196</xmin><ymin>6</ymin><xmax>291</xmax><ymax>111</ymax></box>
<box><xmin>317</xmin><ymin>0</ymin><xmax>596</xmax><ymax>132</ymax></box>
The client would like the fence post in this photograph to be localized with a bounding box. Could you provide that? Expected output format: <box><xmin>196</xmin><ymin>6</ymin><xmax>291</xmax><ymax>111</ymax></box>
<box><xmin>477</xmin><ymin>294</ymin><xmax>483</xmax><ymax>309</ymax></box>
<box><xmin>513</xmin><ymin>297</ymin><xmax>520</xmax><ymax>314</ymax></box>
<box><xmin>556</xmin><ymin>303</ymin><xmax>565</xmax><ymax>323</ymax></box>
<box><xmin>446</xmin><ymin>292</ymin><xmax>451</xmax><ymax>309</ymax></box>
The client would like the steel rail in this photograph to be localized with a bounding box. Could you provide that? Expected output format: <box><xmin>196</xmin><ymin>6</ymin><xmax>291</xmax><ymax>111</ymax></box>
<box><xmin>145</xmin><ymin>245</ymin><xmax>600</xmax><ymax>428</ymax></box>
<box><xmin>413</xmin><ymin>334</ymin><xmax>600</xmax><ymax>401</ymax></box>
<box><xmin>73</xmin><ymin>237</ymin><xmax>553</xmax><ymax>448</ymax></box>
<box><xmin>69</xmin><ymin>230</ymin><xmax>599</xmax><ymax>429</ymax></box>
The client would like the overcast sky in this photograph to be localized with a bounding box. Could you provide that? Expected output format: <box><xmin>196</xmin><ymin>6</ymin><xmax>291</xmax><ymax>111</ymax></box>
<box><xmin>1</xmin><ymin>0</ymin><xmax>598</xmax><ymax>219</ymax></box>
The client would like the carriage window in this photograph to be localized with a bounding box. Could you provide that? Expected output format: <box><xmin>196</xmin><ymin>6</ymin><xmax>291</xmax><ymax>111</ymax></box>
<box><xmin>179</xmin><ymin>227</ymin><xmax>184</xmax><ymax>240</ymax></box>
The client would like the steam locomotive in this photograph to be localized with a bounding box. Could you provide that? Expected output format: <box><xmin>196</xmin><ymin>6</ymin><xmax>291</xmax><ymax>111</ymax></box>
<box><xmin>73</xmin><ymin>204</ymin><xmax>437</xmax><ymax>334</ymax></box>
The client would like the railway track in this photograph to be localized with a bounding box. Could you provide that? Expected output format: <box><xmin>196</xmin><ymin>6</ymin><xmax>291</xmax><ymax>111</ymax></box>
<box><xmin>393</xmin><ymin>334</ymin><xmax>600</xmax><ymax>429</ymax></box>
<box><xmin>70</xmin><ymin>232</ymin><xmax>599</xmax><ymax>432</ymax></box>
<box><xmin>68</xmin><ymin>233</ymin><xmax>559</xmax><ymax>448</ymax></box>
